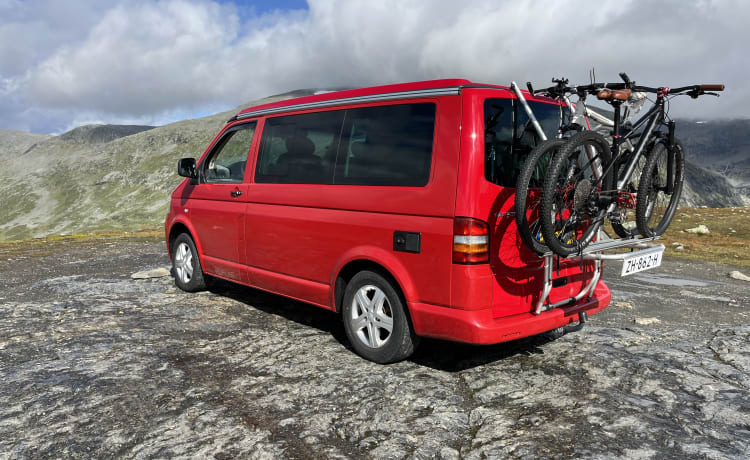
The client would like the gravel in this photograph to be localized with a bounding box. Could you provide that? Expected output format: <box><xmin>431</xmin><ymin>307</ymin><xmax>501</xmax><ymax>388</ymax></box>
<box><xmin>1</xmin><ymin>239</ymin><xmax>749</xmax><ymax>458</ymax></box>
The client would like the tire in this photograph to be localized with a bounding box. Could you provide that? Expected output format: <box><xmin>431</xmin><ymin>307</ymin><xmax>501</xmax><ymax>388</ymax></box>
<box><xmin>171</xmin><ymin>233</ymin><xmax>207</xmax><ymax>292</ymax></box>
<box><xmin>341</xmin><ymin>270</ymin><xmax>418</xmax><ymax>363</ymax></box>
<box><xmin>515</xmin><ymin>139</ymin><xmax>565</xmax><ymax>254</ymax></box>
<box><xmin>636</xmin><ymin>139</ymin><xmax>685</xmax><ymax>237</ymax></box>
<box><xmin>610</xmin><ymin>141</ymin><xmax>647</xmax><ymax>238</ymax></box>
<box><xmin>540</xmin><ymin>131</ymin><xmax>613</xmax><ymax>257</ymax></box>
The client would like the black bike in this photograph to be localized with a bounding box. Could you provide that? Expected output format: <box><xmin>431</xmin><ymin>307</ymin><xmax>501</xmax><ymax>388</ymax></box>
<box><xmin>515</xmin><ymin>77</ymin><xmax>645</xmax><ymax>254</ymax></box>
<box><xmin>539</xmin><ymin>74</ymin><xmax>724</xmax><ymax>257</ymax></box>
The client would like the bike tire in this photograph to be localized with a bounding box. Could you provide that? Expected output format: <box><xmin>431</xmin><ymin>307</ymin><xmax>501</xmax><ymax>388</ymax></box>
<box><xmin>515</xmin><ymin>139</ymin><xmax>566</xmax><ymax>254</ymax></box>
<box><xmin>540</xmin><ymin>131</ymin><xmax>613</xmax><ymax>257</ymax></box>
<box><xmin>636</xmin><ymin>139</ymin><xmax>685</xmax><ymax>237</ymax></box>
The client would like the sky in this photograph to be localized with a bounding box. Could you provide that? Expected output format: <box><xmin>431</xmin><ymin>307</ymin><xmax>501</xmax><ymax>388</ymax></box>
<box><xmin>0</xmin><ymin>0</ymin><xmax>747</xmax><ymax>134</ymax></box>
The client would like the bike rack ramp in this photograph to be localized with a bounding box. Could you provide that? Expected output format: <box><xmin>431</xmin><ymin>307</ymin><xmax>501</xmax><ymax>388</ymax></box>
<box><xmin>534</xmin><ymin>233</ymin><xmax>664</xmax><ymax>315</ymax></box>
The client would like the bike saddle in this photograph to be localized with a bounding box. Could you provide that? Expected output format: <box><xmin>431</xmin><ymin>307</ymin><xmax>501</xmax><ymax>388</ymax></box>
<box><xmin>597</xmin><ymin>88</ymin><xmax>631</xmax><ymax>101</ymax></box>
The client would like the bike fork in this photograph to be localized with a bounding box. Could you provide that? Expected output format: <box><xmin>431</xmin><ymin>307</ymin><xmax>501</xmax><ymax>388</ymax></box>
<box><xmin>666</xmin><ymin>120</ymin><xmax>676</xmax><ymax>194</ymax></box>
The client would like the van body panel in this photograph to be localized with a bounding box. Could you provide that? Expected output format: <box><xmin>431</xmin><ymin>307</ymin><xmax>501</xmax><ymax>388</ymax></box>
<box><xmin>243</xmin><ymin>201</ymin><xmax>454</xmax><ymax>307</ymax></box>
<box><xmin>243</xmin><ymin>263</ymin><xmax>332</xmax><ymax>310</ymax></box>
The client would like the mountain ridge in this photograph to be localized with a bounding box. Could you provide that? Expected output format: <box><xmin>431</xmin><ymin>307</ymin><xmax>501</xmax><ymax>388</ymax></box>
<box><xmin>58</xmin><ymin>124</ymin><xmax>156</xmax><ymax>144</ymax></box>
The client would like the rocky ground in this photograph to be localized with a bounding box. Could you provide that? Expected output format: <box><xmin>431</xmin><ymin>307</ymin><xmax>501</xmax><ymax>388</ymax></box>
<box><xmin>1</xmin><ymin>238</ymin><xmax>749</xmax><ymax>459</ymax></box>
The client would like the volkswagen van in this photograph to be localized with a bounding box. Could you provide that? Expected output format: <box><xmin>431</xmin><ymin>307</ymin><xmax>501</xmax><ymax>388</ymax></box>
<box><xmin>165</xmin><ymin>79</ymin><xmax>611</xmax><ymax>363</ymax></box>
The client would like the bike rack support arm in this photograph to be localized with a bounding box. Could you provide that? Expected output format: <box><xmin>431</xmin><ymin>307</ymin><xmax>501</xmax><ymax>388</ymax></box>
<box><xmin>511</xmin><ymin>81</ymin><xmax>548</xmax><ymax>142</ymax></box>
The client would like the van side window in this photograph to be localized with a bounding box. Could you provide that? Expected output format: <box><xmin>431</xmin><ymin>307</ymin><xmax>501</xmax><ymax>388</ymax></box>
<box><xmin>255</xmin><ymin>111</ymin><xmax>344</xmax><ymax>184</ymax></box>
<box><xmin>203</xmin><ymin>122</ymin><xmax>257</xmax><ymax>183</ymax></box>
<box><xmin>336</xmin><ymin>103</ymin><xmax>436</xmax><ymax>186</ymax></box>
<box><xmin>484</xmin><ymin>98</ymin><xmax>560</xmax><ymax>187</ymax></box>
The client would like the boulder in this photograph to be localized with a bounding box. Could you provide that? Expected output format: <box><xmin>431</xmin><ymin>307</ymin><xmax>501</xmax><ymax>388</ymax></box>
<box><xmin>729</xmin><ymin>271</ymin><xmax>750</xmax><ymax>282</ymax></box>
<box><xmin>131</xmin><ymin>267</ymin><xmax>171</xmax><ymax>279</ymax></box>
<box><xmin>634</xmin><ymin>317</ymin><xmax>661</xmax><ymax>326</ymax></box>
<box><xmin>684</xmin><ymin>225</ymin><xmax>710</xmax><ymax>235</ymax></box>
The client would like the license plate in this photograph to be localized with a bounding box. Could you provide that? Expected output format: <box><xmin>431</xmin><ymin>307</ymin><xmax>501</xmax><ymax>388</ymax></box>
<box><xmin>621</xmin><ymin>246</ymin><xmax>664</xmax><ymax>276</ymax></box>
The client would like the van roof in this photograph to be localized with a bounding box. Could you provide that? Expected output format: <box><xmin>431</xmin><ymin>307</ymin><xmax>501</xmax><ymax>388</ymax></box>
<box><xmin>231</xmin><ymin>79</ymin><xmax>516</xmax><ymax>121</ymax></box>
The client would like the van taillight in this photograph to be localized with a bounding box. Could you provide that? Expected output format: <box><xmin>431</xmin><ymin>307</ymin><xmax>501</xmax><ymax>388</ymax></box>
<box><xmin>453</xmin><ymin>217</ymin><xmax>489</xmax><ymax>264</ymax></box>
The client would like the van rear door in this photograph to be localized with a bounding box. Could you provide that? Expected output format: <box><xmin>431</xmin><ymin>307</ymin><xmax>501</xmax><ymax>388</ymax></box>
<box><xmin>481</xmin><ymin>93</ymin><xmax>597</xmax><ymax>317</ymax></box>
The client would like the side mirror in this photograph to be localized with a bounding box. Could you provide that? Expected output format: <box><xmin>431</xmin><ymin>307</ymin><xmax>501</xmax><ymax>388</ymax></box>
<box><xmin>177</xmin><ymin>158</ymin><xmax>198</xmax><ymax>178</ymax></box>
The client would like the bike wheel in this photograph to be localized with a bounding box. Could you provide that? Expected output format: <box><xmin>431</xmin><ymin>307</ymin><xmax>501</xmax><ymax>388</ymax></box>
<box><xmin>540</xmin><ymin>131</ymin><xmax>613</xmax><ymax>257</ymax></box>
<box><xmin>515</xmin><ymin>139</ymin><xmax>565</xmax><ymax>254</ymax></box>
<box><xmin>636</xmin><ymin>139</ymin><xmax>685</xmax><ymax>237</ymax></box>
<box><xmin>610</xmin><ymin>140</ymin><xmax>647</xmax><ymax>238</ymax></box>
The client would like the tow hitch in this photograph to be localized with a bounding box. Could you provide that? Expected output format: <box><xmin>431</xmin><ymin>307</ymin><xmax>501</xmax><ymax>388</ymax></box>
<box><xmin>563</xmin><ymin>311</ymin><xmax>589</xmax><ymax>334</ymax></box>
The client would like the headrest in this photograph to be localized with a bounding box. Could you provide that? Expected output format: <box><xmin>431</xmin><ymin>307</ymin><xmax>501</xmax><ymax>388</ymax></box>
<box><xmin>285</xmin><ymin>135</ymin><xmax>315</xmax><ymax>156</ymax></box>
<box><xmin>350</xmin><ymin>141</ymin><xmax>366</xmax><ymax>157</ymax></box>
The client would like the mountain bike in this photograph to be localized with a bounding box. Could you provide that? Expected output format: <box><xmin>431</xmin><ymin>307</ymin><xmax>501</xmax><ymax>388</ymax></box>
<box><xmin>513</xmin><ymin>78</ymin><xmax>646</xmax><ymax>254</ymax></box>
<box><xmin>539</xmin><ymin>74</ymin><xmax>724</xmax><ymax>257</ymax></box>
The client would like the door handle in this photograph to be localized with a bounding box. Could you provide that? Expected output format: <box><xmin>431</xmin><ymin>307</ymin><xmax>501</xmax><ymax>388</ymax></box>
<box><xmin>231</xmin><ymin>190</ymin><xmax>242</xmax><ymax>197</ymax></box>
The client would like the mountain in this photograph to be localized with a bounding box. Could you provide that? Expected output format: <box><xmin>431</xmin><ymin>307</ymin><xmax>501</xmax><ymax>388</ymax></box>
<box><xmin>0</xmin><ymin>96</ymin><xmax>747</xmax><ymax>241</ymax></box>
<box><xmin>0</xmin><ymin>91</ymin><xmax>309</xmax><ymax>241</ymax></box>
<box><xmin>0</xmin><ymin>129</ymin><xmax>52</xmax><ymax>160</ymax></box>
<box><xmin>681</xmin><ymin>161</ymin><xmax>747</xmax><ymax>207</ymax></box>
<box><xmin>677</xmin><ymin>119</ymin><xmax>750</xmax><ymax>205</ymax></box>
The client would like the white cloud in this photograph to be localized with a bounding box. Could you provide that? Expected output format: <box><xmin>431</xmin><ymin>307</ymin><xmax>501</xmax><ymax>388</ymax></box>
<box><xmin>0</xmin><ymin>0</ymin><xmax>748</xmax><ymax>133</ymax></box>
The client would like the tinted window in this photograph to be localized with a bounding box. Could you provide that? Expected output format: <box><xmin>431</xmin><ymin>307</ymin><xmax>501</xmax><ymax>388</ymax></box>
<box><xmin>203</xmin><ymin>122</ymin><xmax>256</xmax><ymax>183</ymax></box>
<box><xmin>336</xmin><ymin>103</ymin><xmax>436</xmax><ymax>186</ymax></box>
<box><xmin>255</xmin><ymin>111</ymin><xmax>344</xmax><ymax>184</ymax></box>
<box><xmin>484</xmin><ymin>98</ymin><xmax>560</xmax><ymax>187</ymax></box>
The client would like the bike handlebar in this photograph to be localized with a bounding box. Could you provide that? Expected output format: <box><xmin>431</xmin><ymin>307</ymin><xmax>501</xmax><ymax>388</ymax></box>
<box><xmin>592</xmin><ymin>82</ymin><xmax>724</xmax><ymax>98</ymax></box>
<box><xmin>529</xmin><ymin>76</ymin><xmax>724</xmax><ymax>100</ymax></box>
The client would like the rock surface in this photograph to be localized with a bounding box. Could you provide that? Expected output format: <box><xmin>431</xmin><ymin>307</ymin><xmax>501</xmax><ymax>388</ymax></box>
<box><xmin>1</xmin><ymin>239</ymin><xmax>749</xmax><ymax>458</ymax></box>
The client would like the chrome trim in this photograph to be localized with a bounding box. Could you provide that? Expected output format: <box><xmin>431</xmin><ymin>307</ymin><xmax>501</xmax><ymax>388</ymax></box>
<box><xmin>235</xmin><ymin>87</ymin><xmax>461</xmax><ymax>120</ymax></box>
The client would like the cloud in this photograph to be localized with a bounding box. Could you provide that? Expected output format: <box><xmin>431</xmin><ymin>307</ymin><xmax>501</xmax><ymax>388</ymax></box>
<box><xmin>0</xmin><ymin>0</ymin><xmax>748</xmax><ymax>133</ymax></box>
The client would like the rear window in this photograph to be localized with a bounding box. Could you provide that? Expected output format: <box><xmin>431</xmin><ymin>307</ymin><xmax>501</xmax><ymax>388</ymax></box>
<box><xmin>484</xmin><ymin>98</ymin><xmax>560</xmax><ymax>187</ymax></box>
<box><xmin>254</xmin><ymin>102</ymin><xmax>436</xmax><ymax>186</ymax></box>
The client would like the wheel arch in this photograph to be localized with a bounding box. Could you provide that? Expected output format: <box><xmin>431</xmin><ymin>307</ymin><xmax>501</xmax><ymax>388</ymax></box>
<box><xmin>330</xmin><ymin>251</ymin><xmax>417</xmax><ymax>318</ymax></box>
<box><xmin>167</xmin><ymin>218</ymin><xmax>204</xmax><ymax>259</ymax></box>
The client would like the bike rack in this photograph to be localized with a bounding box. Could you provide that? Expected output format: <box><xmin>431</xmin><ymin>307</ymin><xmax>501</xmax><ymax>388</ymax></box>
<box><xmin>509</xmin><ymin>80</ymin><xmax>666</xmax><ymax>315</ymax></box>
<box><xmin>533</xmin><ymin>232</ymin><xmax>664</xmax><ymax>315</ymax></box>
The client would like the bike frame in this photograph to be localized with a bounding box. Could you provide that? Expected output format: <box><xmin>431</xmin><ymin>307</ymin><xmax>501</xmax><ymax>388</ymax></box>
<box><xmin>597</xmin><ymin>92</ymin><xmax>670</xmax><ymax>213</ymax></box>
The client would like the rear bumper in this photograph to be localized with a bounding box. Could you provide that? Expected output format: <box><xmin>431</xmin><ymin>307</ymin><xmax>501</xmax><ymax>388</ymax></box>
<box><xmin>409</xmin><ymin>281</ymin><xmax>611</xmax><ymax>345</ymax></box>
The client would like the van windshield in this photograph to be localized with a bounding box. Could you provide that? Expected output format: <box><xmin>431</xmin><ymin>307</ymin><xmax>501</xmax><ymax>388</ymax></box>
<box><xmin>484</xmin><ymin>98</ymin><xmax>561</xmax><ymax>187</ymax></box>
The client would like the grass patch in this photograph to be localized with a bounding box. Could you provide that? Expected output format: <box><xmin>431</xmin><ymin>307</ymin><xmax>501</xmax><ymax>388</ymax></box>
<box><xmin>0</xmin><ymin>228</ymin><xmax>163</xmax><ymax>258</ymax></box>
<box><xmin>606</xmin><ymin>206</ymin><xmax>750</xmax><ymax>267</ymax></box>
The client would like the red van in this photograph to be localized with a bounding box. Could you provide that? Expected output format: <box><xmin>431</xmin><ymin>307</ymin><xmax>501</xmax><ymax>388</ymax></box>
<box><xmin>165</xmin><ymin>79</ymin><xmax>611</xmax><ymax>363</ymax></box>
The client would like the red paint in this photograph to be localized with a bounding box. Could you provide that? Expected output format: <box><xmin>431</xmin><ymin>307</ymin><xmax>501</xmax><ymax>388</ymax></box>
<box><xmin>165</xmin><ymin>79</ymin><xmax>611</xmax><ymax>345</ymax></box>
